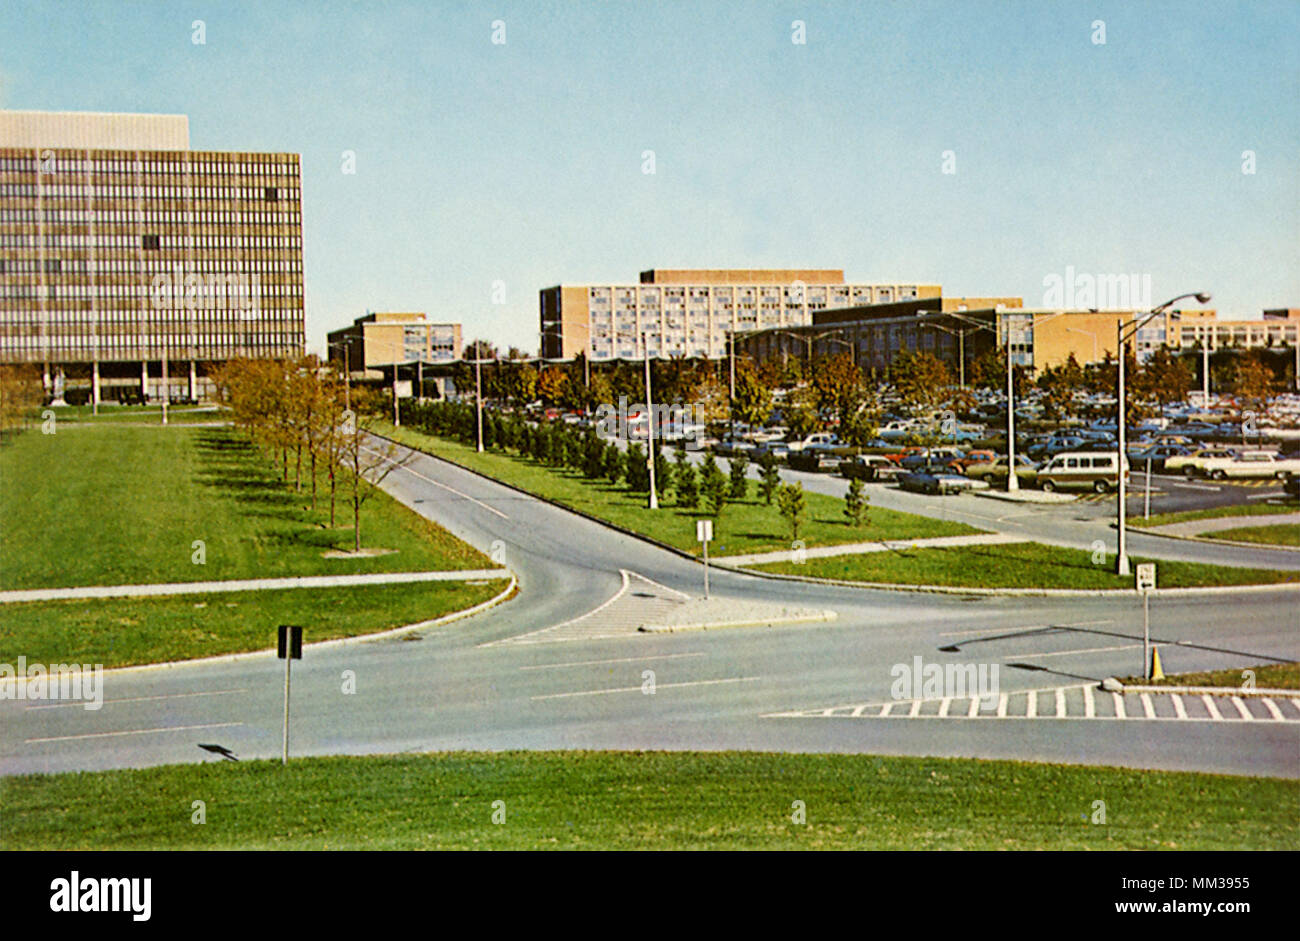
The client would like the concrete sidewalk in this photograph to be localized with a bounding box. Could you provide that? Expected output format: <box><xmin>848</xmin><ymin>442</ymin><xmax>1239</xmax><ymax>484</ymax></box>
<box><xmin>0</xmin><ymin>569</ymin><xmax>511</xmax><ymax>604</ymax></box>
<box><xmin>1140</xmin><ymin>512</ymin><xmax>1300</xmax><ymax>538</ymax></box>
<box><xmin>712</xmin><ymin>532</ymin><xmax>1029</xmax><ymax>567</ymax></box>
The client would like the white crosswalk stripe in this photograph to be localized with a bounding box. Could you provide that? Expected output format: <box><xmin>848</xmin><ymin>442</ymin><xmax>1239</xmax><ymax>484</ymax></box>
<box><xmin>763</xmin><ymin>685</ymin><xmax>1300</xmax><ymax>723</ymax></box>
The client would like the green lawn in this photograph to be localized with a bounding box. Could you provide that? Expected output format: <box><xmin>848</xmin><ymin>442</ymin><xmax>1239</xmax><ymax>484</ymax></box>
<box><xmin>1133</xmin><ymin>502</ymin><xmax>1300</xmax><ymax>528</ymax></box>
<box><xmin>47</xmin><ymin>404</ymin><xmax>221</xmax><ymax>425</ymax></box>
<box><xmin>1117</xmin><ymin>662</ymin><xmax>1299</xmax><ymax>690</ymax></box>
<box><xmin>376</xmin><ymin>422</ymin><xmax>979</xmax><ymax>557</ymax></box>
<box><xmin>1</xmin><ymin>750</ymin><xmax>1293</xmax><ymax>850</ymax></box>
<box><xmin>0</xmin><ymin>579</ymin><xmax>508</xmax><ymax>668</ymax></box>
<box><xmin>1205</xmin><ymin>524</ymin><xmax>1300</xmax><ymax>547</ymax></box>
<box><xmin>0</xmin><ymin>424</ymin><xmax>489</xmax><ymax>589</ymax></box>
<box><xmin>751</xmin><ymin>541</ymin><xmax>1300</xmax><ymax>589</ymax></box>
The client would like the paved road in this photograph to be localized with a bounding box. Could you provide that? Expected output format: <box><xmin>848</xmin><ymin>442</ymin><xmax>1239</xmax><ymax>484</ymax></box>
<box><xmin>2</xmin><ymin>436</ymin><xmax>1297</xmax><ymax>780</ymax></box>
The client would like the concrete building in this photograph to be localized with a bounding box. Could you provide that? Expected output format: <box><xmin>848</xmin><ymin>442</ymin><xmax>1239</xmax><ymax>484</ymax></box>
<box><xmin>0</xmin><ymin>110</ymin><xmax>305</xmax><ymax>402</ymax></box>
<box><xmin>327</xmin><ymin>311</ymin><xmax>462</xmax><ymax>376</ymax></box>
<box><xmin>539</xmin><ymin>268</ymin><xmax>940</xmax><ymax>360</ymax></box>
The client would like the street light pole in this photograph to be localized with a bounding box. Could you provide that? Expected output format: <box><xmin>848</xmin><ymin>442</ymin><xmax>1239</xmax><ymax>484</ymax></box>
<box><xmin>1005</xmin><ymin>329</ymin><xmax>1018</xmax><ymax>492</ymax></box>
<box><xmin>475</xmin><ymin>354</ymin><xmax>484</xmax><ymax>452</ymax></box>
<box><xmin>643</xmin><ymin>332</ymin><xmax>658</xmax><ymax>510</ymax></box>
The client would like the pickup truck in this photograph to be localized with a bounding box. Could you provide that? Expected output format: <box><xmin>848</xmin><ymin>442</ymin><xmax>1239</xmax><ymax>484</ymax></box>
<box><xmin>840</xmin><ymin>454</ymin><xmax>906</xmax><ymax>482</ymax></box>
<box><xmin>1198</xmin><ymin>450</ymin><xmax>1300</xmax><ymax>480</ymax></box>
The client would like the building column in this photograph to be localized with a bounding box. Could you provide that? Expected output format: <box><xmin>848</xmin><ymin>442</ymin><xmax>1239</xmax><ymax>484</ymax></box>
<box><xmin>141</xmin><ymin>360</ymin><xmax>149</xmax><ymax>400</ymax></box>
<box><xmin>92</xmin><ymin>361</ymin><xmax>101</xmax><ymax>407</ymax></box>
<box><xmin>189</xmin><ymin>360</ymin><xmax>197</xmax><ymax>401</ymax></box>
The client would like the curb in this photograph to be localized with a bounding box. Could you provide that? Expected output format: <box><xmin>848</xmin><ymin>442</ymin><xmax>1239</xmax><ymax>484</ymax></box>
<box><xmin>0</xmin><ymin>575</ymin><xmax>518</xmax><ymax>685</ymax></box>
<box><xmin>638</xmin><ymin>611</ymin><xmax>838</xmax><ymax>633</ymax></box>
<box><xmin>1129</xmin><ymin>524</ymin><xmax>1300</xmax><ymax>554</ymax></box>
<box><xmin>1103</xmin><ymin>679</ymin><xmax>1300</xmax><ymax>699</ymax></box>
<box><xmin>374</xmin><ymin>432</ymin><xmax>1300</xmax><ymax>598</ymax></box>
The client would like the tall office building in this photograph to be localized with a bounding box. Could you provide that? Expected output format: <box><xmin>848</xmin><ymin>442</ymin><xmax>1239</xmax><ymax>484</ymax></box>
<box><xmin>540</xmin><ymin>268</ymin><xmax>940</xmax><ymax>360</ymax></box>
<box><xmin>0</xmin><ymin>110</ymin><xmax>305</xmax><ymax>402</ymax></box>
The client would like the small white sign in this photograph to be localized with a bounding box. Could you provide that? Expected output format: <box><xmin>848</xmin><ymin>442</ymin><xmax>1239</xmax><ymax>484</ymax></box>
<box><xmin>1135</xmin><ymin>563</ymin><xmax>1156</xmax><ymax>593</ymax></box>
<box><xmin>696</xmin><ymin>519</ymin><xmax>713</xmax><ymax>543</ymax></box>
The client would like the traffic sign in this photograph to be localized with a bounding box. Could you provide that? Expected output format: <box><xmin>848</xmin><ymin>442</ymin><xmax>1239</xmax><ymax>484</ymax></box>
<box><xmin>696</xmin><ymin>519</ymin><xmax>713</xmax><ymax>543</ymax></box>
<box><xmin>277</xmin><ymin>624</ymin><xmax>303</xmax><ymax>659</ymax></box>
<box><xmin>1135</xmin><ymin>563</ymin><xmax>1156</xmax><ymax>593</ymax></box>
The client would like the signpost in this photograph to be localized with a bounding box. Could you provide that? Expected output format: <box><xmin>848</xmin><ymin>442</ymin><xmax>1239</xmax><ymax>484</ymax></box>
<box><xmin>696</xmin><ymin>519</ymin><xmax>713</xmax><ymax>599</ymax></box>
<box><xmin>277</xmin><ymin>624</ymin><xmax>303</xmax><ymax>765</ymax></box>
<box><xmin>1135</xmin><ymin>564</ymin><xmax>1156</xmax><ymax>678</ymax></box>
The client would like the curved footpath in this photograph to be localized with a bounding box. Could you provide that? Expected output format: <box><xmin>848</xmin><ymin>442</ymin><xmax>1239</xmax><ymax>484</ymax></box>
<box><xmin>1</xmin><ymin>434</ymin><xmax>1296</xmax><ymax>780</ymax></box>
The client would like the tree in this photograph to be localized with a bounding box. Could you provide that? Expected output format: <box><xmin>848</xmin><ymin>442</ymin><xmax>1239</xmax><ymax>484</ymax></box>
<box><xmin>1037</xmin><ymin>353</ymin><xmax>1085</xmax><ymax>426</ymax></box>
<box><xmin>625</xmin><ymin>443</ymin><xmax>649</xmax><ymax>492</ymax></box>
<box><xmin>339</xmin><ymin>398</ymin><xmax>413</xmax><ymax>552</ymax></box>
<box><xmin>731</xmin><ymin>363</ymin><xmax>771</xmax><ymax>428</ymax></box>
<box><xmin>783</xmin><ymin>384</ymin><xmax>820</xmax><ymax>438</ymax></box>
<box><xmin>891</xmin><ymin>350</ymin><xmax>952</xmax><ymax>414</ymax></box>
<box><xmin>811</xmin><ymin>352</ymin><xmax>864</xmax><ymax>430</ymax></box>
<box><xmin>603</xmin><ymin>441</ymin><xmax>625</xmax><ymax>484</ymax></box>
<box><xmin>700</xmin><ymin>453</ymin><xmax>728</xmax><ymax>517</ymax></box>
<box><xmin>0</xmin><ymin>364</ymin><xmax>43</xmax><ymax>439</ymax></box>
<box><xmin>757</xmin><ymin>451</ymin><xmax>781</xmax><ymax>505</ymax></box>
<box><xmin>1142</xmin><ymin>347</ymin><xmax>1194</xmax><ymax>411</ymax></box>
<box><xmin>843</xmin><ymin>477</ymin><xmax>869</xmax><ymax>528</ymax></box>
<box><xmin>776</xmin><ymin>482</ymin><xmax>807</xmax><ymax>543</ymax></box>
<box><xmin>727</xmin><ymin>452</ymin><xmax>750</xmax><ymax>500</ymax></box>
<box><xmin>674</xmin><ymin>448</ymin><xmax>698</xmax><ymax>508</ymax></box>
<box><xmin>537</xmin><ymin>366</ymin><xmax>568</xmax><ymax>405</ymax></box>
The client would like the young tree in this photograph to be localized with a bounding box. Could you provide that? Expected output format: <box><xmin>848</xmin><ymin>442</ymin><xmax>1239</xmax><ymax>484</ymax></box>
<box><xmin>603</xmin><ymin>440</ymin><xmax>625</xmax><ymax>484</ymax></box>
<box><xmin>339</xmin><ymin>394</ymin><xmax>413</xmax><ymax>552</ymax></box>
<box><xmin>757</xmin><ymin>451</ymin><xmax>782</xmax><ymax>505</ymax></box>
<box><xmin>0</xmin><ymin>364</ymin><xmax>43</xmax><ymax>439</ymax></box>
<box><xmin>727</xmin><ymin>452</ymin><xmax>750</xmax><ymax>500</ymax></box>
<box><xmin>843</xmin><ymin>477</ymin><xmax>869</xmax><ymax>528</ymax></box>
<box><xmin>674</xmin><ymin>448</ymin><xmax>698</xmax><ymax>508</ymax></box>
<box><xmin>700</xmin><ymin>452</ymin><xmax>728</xmax><ymax>517</ymax></box>
<box><xmin>776</xmin><ymin>482</ymin><xmax>808</xmax><ymax>543</ymax></box>
<box><xmin>625</xmin><ymin>442</ymin><xmax>650</xmax><ymax>492</ymax></box>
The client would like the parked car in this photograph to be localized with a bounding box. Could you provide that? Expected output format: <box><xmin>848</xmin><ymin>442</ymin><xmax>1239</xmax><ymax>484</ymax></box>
<box><xmin>900</xmin><ymin>447</ymin><xmax>965</xmax><ymax>470</ymax></box>
<box><xmin>1165</xmin><ymin>446</ymin><xmax>1240</xmax><ymax>477</ymax></box>
<box><xmin>787</xmin><ymin>451</ymin><xmax>841</xmax><ymax>473</ymax></box>
<box><xmin>787</xmin><ymin>432</ymin><xmax>841</xmax><ymax>452</ymax></box>
<box><xmin>750</xmin><ymin>440</ymin><xmax>791</xmax><ymax>461</ymax></box>
<box><xmin>899</xmin><ymin>460</ymin><xmax>982</xmax><ymax>495</ymax></box>
<box><xmin>1036</xmin><ymin>452</ymin><xmax>1130</xmax><ymax>493</ymax></box>
<box><xmin>965</xmin><ymin>455</ymin><xmax>1039</xmax><ymax>486</ymax></box>
<box><xmin>1199</xmin><ymin>450</ymin><xmax>1300</xmax><ymax>480</ymax></box>
<box><xmin>949</xmin><ymin>449</ymin><xmax>998</xmax><ymax>473</ymax></box>
<box><xmin>840</xmin><ymin>454</ymin><xmax>904</xmax><ymax>481</ymax></box>
<box><xmin>1129</xmin><ymin>444</ymin><xmax>1193</xmax><ymax>474</ymax></box>
<box><xmin>1284</xmin><ymin>476</ymin><xmax>1300</xmax><ymax>499</ymax></box>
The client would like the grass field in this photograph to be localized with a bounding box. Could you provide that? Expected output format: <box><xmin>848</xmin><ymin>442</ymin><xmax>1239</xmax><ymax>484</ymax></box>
<box><xmin>751</xmin><ymin>541</ymin><xmax>1300</xmax><ymax>589</ymax></box>
<box><xmin>0</xmin><ymin>579</ymin><xmax>508</xmax><ymax>668</ymax></box>
<box><xmin>47</xmin><ymin>404</ymin><xmax>221</xmax><ymax>425</ymax></box>
<box><xmin>1</xmin><ymin>750</ymin><xmax>1293</xmax><ymax>850</ymax></box>
<box><xmin>1205</xmin><ymin>523</ymin><xmax>1300</xmax><ymax>547</ymax></box>
<box><xmin>1133</xmin><ymin>502</ymin><xmax>1300</xmax><ymax>528</ymax></box>
<box><xmin>376</xmin><ymin>422</ymin><xmax>979</xmax><ymax>556</ymax></box>
<box><xmin>1117</xmin><ymin>662</ymin><xmax>1300</xmax><ymax>690</ymax></box>
<box><xmin>0</xmin><ymin>424</ymin><xmax>489</xmax><ymax>589</ymax></box>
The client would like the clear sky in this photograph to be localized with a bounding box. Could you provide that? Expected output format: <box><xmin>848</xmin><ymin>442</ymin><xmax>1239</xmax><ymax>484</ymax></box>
<box><xmin>2</xmin><ymin>0</ymin><xmax>1297</xmax><ymax>354</ymax></box>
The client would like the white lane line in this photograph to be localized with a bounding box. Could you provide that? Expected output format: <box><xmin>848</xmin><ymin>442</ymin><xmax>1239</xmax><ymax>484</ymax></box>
<box><xmin>1262</xmin><ymin>698</ymin><xmax>1285</xmax><ymax>721</ymax></box>
<box><xmin>1172</xmin><ymin>694</ymin><xmax>1187</xmax><ymax>719</ymax></box>
<box><xmin>1113</xmin><ymin>693</ymin><xmax>1126</xmax><ymax>718</ymax></box>
<box><xmin>1169</xmin><ymin>482</ymin><xmax>1221</xmax><ymax>492</ymax></box>
<box><xmin>363</xmin><ymin>446</ymin><xmax>509</xmax><ymax>519</ymax></box>
<box><xmin>1055</xmin><ymin>688</ymin><xmax>1066</xmax><ymax>717</ymax></box>
<box><xmin>26</xmin><ymin>721</ymin><xmax>242</xmax><ymax>744</ymax></box>
<box><xmin>1001</xmin><ymin>642</ymin><xmax>1143</xmax><ymax>660</ymax></box>
<box><xmin>628</xmin><ymin>571</ymin><xmax>693</xmax><ymax>602</ymax></box>
<box><xmin>1141</xmin><ymin>693</ymin><xmax>1156</xmax><ymax>719</ymax></box>
<box><xmin>938</xmin><ymin>618</ymin><xmax>1113</xmax><ymax>638</ymax></box>
<box><xmin>1026</xmin><ymin>691</ymin><xmax>1037</xmax><ymax>718</ymax></box>
<box><xmin>1231</xmin><ymin>696</ymin><xmax>1253</xmax><ymax>720</ymax></box>
<box><xmin>937</xmin><ymin>697</ymin><xmax>952</xmax><ymax>717</ymax></box>
<box><xmin>24</xmin><ymin>688</ymin><xmax>248</xmax><ymax>710</ymax></box>
<box><xmin>908</xmin><ymin>699</ymin><xmax>921</xmax><ymax>717</ymax></box>
<box><xmin>880</xmin><ymin>702</ymin><xmax>893</xmax><ymax>717</ymax></box>
<box><xmin>519</xmin><ymin>652</ymin><xmax>705</xmax><ymax>671</ymax></box>
<box><xmin>851</xmin><ymin>704</ymin><xmax>868</xmax><ymax>717</ymax></box>
<box><xmin>967</xmin><ymin>696</ymin><xmax>981</xmax><ymax>717</ymax></box>
<box><xmin>997</xmin><ymin>693</ymin><xmax>1008</xmax><ymax>717</ymax></box>
<box><xmin>531</xmin><ymin>676</ymin><xmax>759</xmax><ymax>700</ymax></box>
<box><xmin>1245</xmin><ymin>492</ymin><xmax>1285</xmax><ymax>500</ymax></box>
<box><xmin>1084</xmin><ymin>684</ymin><xmax>1095</xmax><ymax>718</ymax></box>
<box><xmin>1202</xmin><ymin>695</ymin><xmax>1223</xmax><ymax>720</ymax></box>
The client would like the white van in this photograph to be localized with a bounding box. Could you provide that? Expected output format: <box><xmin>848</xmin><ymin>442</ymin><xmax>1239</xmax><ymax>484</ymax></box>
<box><xmin>1037</xmin><ymin>451</ymin><xmax>1129</xmax><ymax>493</ymax></box>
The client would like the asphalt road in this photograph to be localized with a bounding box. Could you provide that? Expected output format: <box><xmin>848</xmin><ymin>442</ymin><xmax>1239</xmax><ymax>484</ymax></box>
<box><xmin>2</xmin><ymin>436</ymin><xmax>1297</xmax><ymax>780</ymax></box>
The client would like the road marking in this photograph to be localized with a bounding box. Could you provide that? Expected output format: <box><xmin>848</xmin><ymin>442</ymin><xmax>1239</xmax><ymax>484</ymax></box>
<box><xmin>937</xmin><ymin>697</ymin><xmax>952</xmax><ymax>717</ymax></box>
<box><xmin>908</xmin><ymin>699</ymin><xmax>921</xmax><ymax>717</ymax></box>
<box><xmin>851</xmin><ymin>704</ymin><xmax>869</xmax><ymax>717</ymax></box>
<box><xmin>1231</xmin><ymin>696</ymin><xmax>1253</xmax><ymax>720</ymax></box>
<box><xmin>531</xmin><ymin>676</ymin><xmax>759</xmax><ymax>700</ymax></box>
<box><xmin>1055</xmin><ymin>688</ymin><xmax>1066</xmax><ymax>717</ymax></box>
<box><xmin>363</xmin><ymin>446</ymin><xmax>509</xmax><ymax>519</ymax></box>
<box><xmin>1000</xmin><ymin>642</ymin><xmax>1143</xmax><ymax>660</ymax></box>
<box><xmin>486</xmin><ymin>569</ymin><xmax>688</xmax><ymax>646</ymax></box>
<box><xmin>1083</xmin><ymin>684</ymin><xmax>1094</xmax><ymax>718</ymax></box>
<box><xmin>1172</xmin><ymin>694</ymin><xmax>1187</xmax><ymax>719</ymax></box>
<box><xmin>26</xmin><ymin>721</ymin><xmax>242</xmax><ymax>744</ymax></box>
<box><xmin>1262</xmin><ymin>698</ymin><xmax>1284</xmax><ymax>721</ymax></box>
<box><xmin>967</xmin><ymin>696</ymin><xmax>981</xmax><ymax>717</ymax></box>
<box><xmin>24</xmin><ymin>688</ymin><xmax>248</xmax><ymax>710</ymax></box>
<box><xmin>1169</xmin><ymin>482</ymin><xmax>1221</xmax><ymax>492</ymax></box>
<box><xmin>1026</xmin><ymin>691</ymin><xmax>1037</xmax><ymax>718</ymax></box>
<box><xmin>997</xmin><ymin>693</ymin><xmax>1008</xmax><ymax>717</ymax></box>
<box><xmin>1245</xmin><ymin>491</ymin><xmax>1286</xmax><ymax>500</ymax></box>
<box><xmin>1202</xmin><ymin>695</ymin><xmax>1223</xmax><ymax>720</ymax></box>
<box><xmin>519</xmin><ymin>653</ymin><xmax>705</xmax><ymax>671</ymax></box>
<box><xmin>1141</xmin><ymin>693</ymin><xmax>1156</xmax><ymax>718</ymax></box>
<box><xmin>1113</xmin><ymin>692</ymin><xmax>1126</xmax><ymax>718</ymax></box>
<box><xmin>880</xmin><ymin>701</ymin><xmax>893</xmax><ymax>717</ymax></box>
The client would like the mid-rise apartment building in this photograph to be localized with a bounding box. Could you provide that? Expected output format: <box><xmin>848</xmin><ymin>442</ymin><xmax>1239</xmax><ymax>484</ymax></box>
<box><xmin>327</xmin><ymin>312</ymin><xmax>462</xmax><ymax>376</ymax></box>
<box><xmin>0</xmin><ymin>110</ymin><xmax>305</xmax><ymax>402</ymax></box>
<box><xmin>539</xmin><ymin>268</ymin><xmax>940</xmax><ymax>360</ymax></box>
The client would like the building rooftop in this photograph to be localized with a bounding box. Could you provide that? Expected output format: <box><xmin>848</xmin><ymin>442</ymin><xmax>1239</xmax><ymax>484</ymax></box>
<box><xmin>0</xmin><ymin>110</ymin><xmax>190</xmax><ymax>150</ymax></box>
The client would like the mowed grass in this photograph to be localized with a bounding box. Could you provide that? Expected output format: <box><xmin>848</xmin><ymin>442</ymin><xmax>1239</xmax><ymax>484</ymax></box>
<box><xmin>1205</xmin><ymin>524</ymin><xmax>1300</xmax><ymax>547</ymax></box>
<box><xmin>48</xmin><ymin>404</ymin><xmax>221</xmax><ymax>425</ymax></box>
<box><xmin>751</xmin><ymin>542</ymin><xmax>1300</xmax><ymax>589</ymax></box>
<box><xmin>2</xmin><ymin>751</ymin><xmax>1294</xmax><ymax>850</ymax></box>
<box><xmin>0</xmin><ymin>424</ymin><xmax>490</xmax><ymax>589</ymax></box>
<box><xmin>1134</xmin><ymin>502</ymin><xmax>1300</xmax><ymax>528</ymax></box>
<box><xmin>376</xmin><ymin>422</ymin><xmax>978</xmax><ymax>557</ymax></box>
<box><xmin>0</xmin><ymin>579</ymin><xmax>508</xmax><ymax>668</ymax></box>
<box><xmin>1117</xmin><ymin>662</ymin><xmax>1300</xmax><ymax>690</ymax></box>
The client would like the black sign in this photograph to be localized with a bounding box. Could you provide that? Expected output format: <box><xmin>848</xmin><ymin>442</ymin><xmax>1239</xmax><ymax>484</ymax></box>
<box><xmin>277</xmin><ymin>625</ymin><xmax>303</xmax><ymax>660</ymax></box>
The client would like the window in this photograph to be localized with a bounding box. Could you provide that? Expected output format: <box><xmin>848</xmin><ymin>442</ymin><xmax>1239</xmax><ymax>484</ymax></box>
<box><xmin>142</xmin><ymin>234</ymin><xmax>161</xmax><ymax>250</ymax></box>
<box><xmin>265</xmin><ymin>187</ymin><xmax>278</xmax><ymax>202</ymax></box>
